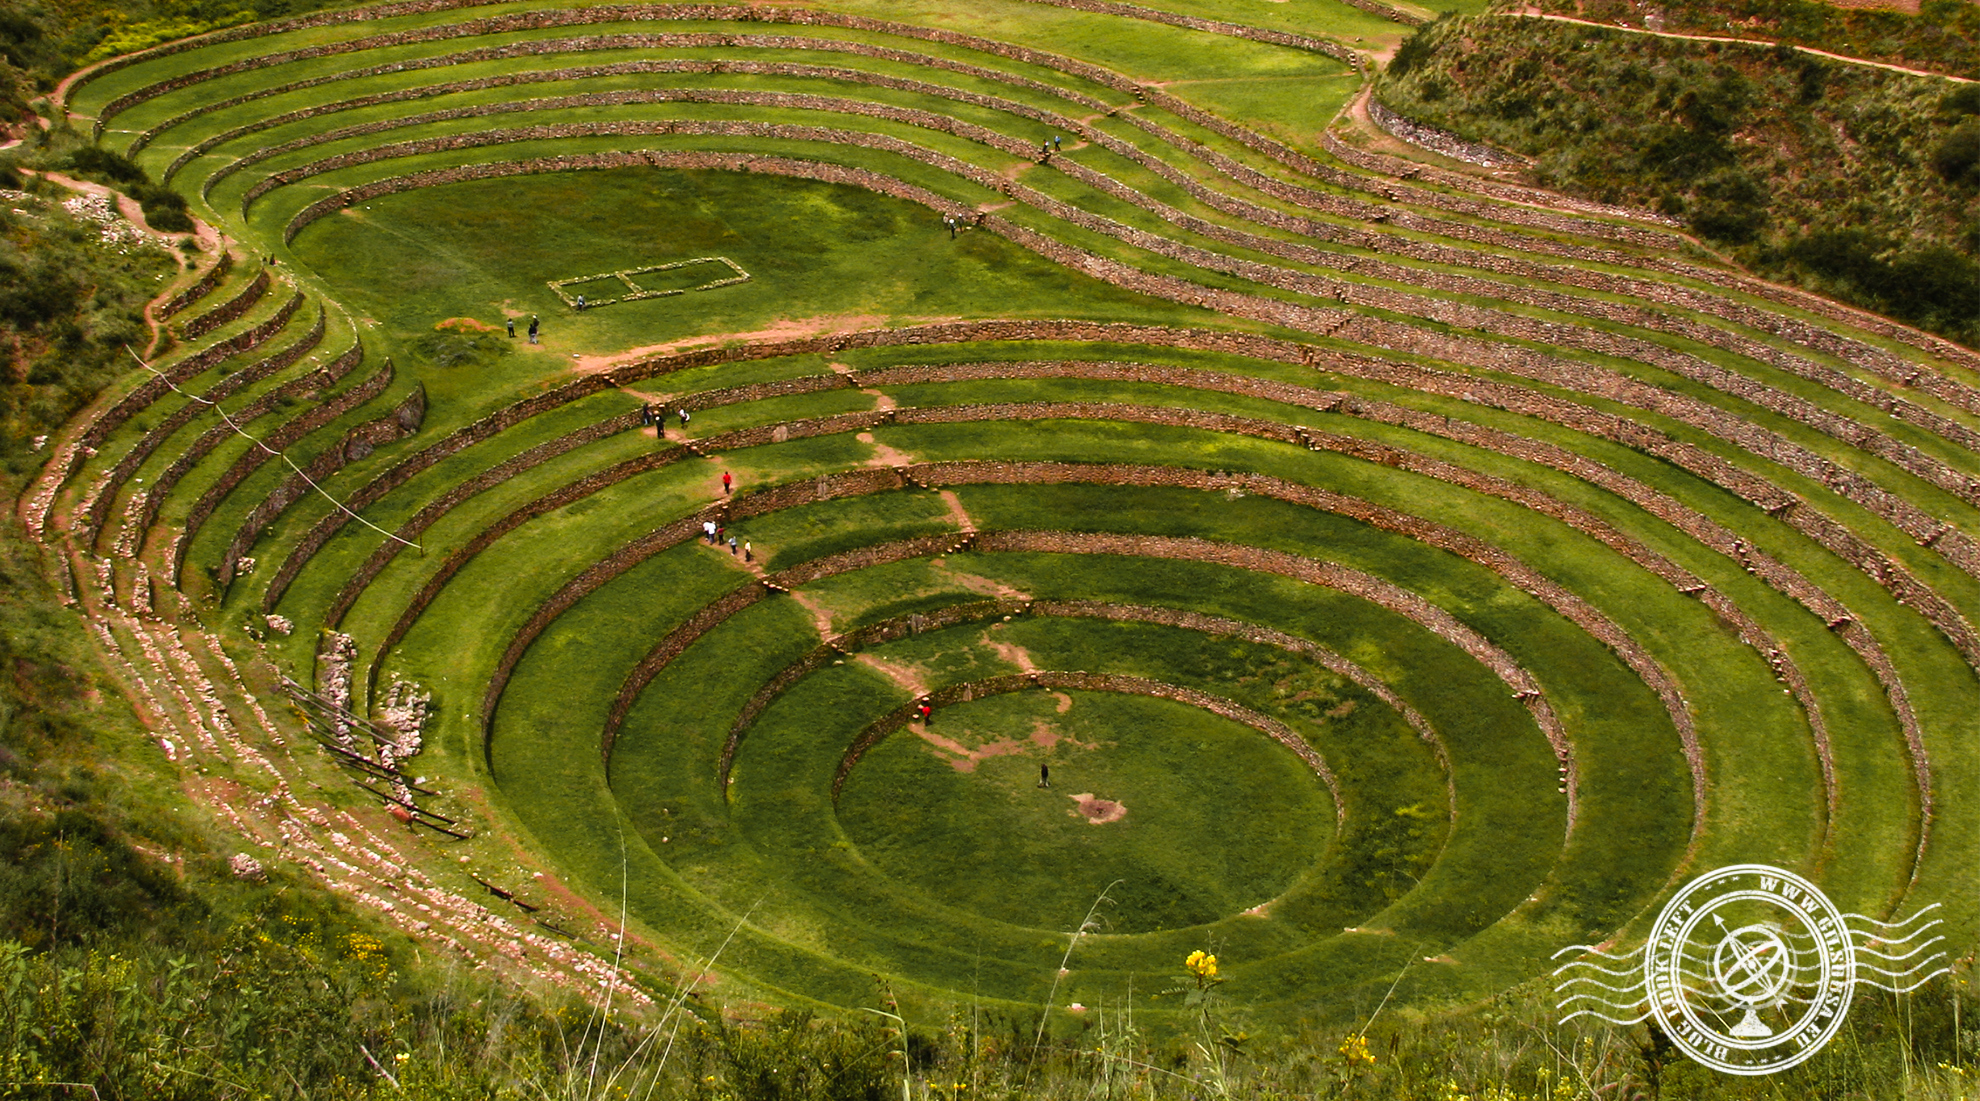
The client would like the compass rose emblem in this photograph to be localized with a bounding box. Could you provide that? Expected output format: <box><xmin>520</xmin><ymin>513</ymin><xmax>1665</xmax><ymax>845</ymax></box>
<box><xmin>1554</xmin><ymin>863</ymin><xmax>1949</xmax><ymax>1076</ymax></box>
<box><xmin>1643</xmin><ymin>865</ymin><xmax>1853</xmax><ymax>1074</ymax></box>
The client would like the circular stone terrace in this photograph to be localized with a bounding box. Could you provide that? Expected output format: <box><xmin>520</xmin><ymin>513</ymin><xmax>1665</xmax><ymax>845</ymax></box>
<box><xmin>27</xmin><ymin>0</ymin><xmax>1979</xmax><ymax>1024</ymax></box>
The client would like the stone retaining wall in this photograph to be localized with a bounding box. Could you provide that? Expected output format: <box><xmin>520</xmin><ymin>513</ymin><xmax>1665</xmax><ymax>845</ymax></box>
<box><xmin>278</xmin><ymin>148</ymin><xmax>1980</xmax><ymax>602</ymax></box>
<box><xmin>179</xmin><ymin>267</ymin><xmax>269</xmax><ymax>340</ymax></box>
<box><xmin>158</xmin><ymin>249</ymin><xmax>234</xmax><ymax>318</ymax></box>
<box><xmin>172</xmin><ymin>353</ymin><xmax>388</xmax><ymax>584</ymax></box>
<box><xmin>207</xmin><ymin>59</ymin><xmax>1974</xmax><ymax>434</ymax></box>
<box><xmin>271</xmin><ymin>324</ymin><xmax>1954</xmax><ymax>861</ymax></box>
<box><xmin>267</xmin><ymin>388</ymin><xmax>645</xmax><ymax>612</ymax></box>
<box><xmin>128</xmin><ymin>339</ymin><xmax>360</xmax><ymax>554</ymax></box>
<box><xmin>109</xmin><ymin>2</ymin><xmax>1687</xmax><ymax>253</ymax></box>
<box><xmin>1005</xmin><ymin>0</ymin><xmax>1363</xmax><ymax>63</ymax></box>
<box><xmin>161</xmin><ymin>32</ymin><xmax>1101</xmax><ymax>165</ymax></box>
<box><xmin>441</xmin><ymin>402</ymin><xmax>1962</xmax><ymax>849</ymax></box>
<box><xmin>80</xmin><ymin>305</ymin><xmax>326</xmax><ymax>543</ymax></box>
<box><xmin>310</xmin><ymin>367</ymin><xmax>1949</xmax><ymax>858</ymax></box>
<box><xmin>42</xmin><ymin>288</ymin><xmax>309</xmax><ymax>509</ymax></box>
<box><xmin>126</xmin><ymin>340</ymin><xmax>363</xmax><ymax>558</ymax></box>
<box><xmin>218</xmin><ymin>384</ymin><xmax>426</xmax><ymax>587</ymax></box>
<box><xmin>298</xmin><ymin>319</ymin><xmax>1978</xmax><ymax>704</ymax></box>
<box><xmin>604</xmin><ymin>595</ymin><xmax>1450</xmax><ymax>809</ymax></box>
<box><xmin>481</xmin><ymin>510</ymin><xmax>1585</xmax><ymax>817</ymax></box>
<box><xmin>305</xmin><ymin>413</ymin><xmax>637</xmax><ymax>623</ymax></box>
<box><xmin>1317</xmin><ymin>130</ymin><xmax>1669</xmax><ymax>226</ymax></box>
<box><xmin>65</xmin><ymin>0</ymin><xmax>506</xmax><ymax>112</ymax></box>
<box><xmin>1365</xmin><ymin>97</ymin><xmax>1526</xmax><ymax>171</ymax></box>
<box><xmin>623</xmin><ymin>328</ymin><xmax>1980</xmax><ymax>668</ymax></box>
<box><xmin>154</xmin><ymin>26</ymin><xmax>1689</xmax><ymax>288</ymax></box>
<box><xmin>1319</xmin><ymin>145</ymin><xmax>1980</xmax><ymax>377</ymax></box>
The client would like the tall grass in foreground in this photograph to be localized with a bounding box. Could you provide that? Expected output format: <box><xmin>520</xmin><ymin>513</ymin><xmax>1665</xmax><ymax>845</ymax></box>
<box><xmin>2</xmin><ymin>930</ymin><xmax>1969</xmax><ymax>1100</ymax></box>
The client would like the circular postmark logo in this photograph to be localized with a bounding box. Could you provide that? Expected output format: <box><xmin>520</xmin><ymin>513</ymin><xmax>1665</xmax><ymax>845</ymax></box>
<box><xmin>1644</xmin><ymin>865</ymin><xmax>1855</xmax><ymax>1075</ymax></box>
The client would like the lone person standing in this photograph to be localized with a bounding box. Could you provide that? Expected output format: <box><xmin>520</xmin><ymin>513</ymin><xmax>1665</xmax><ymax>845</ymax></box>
<box><xmin>527</xmin><ymin>315</ymin><xmax>539</xmax><ymax>344</ymax></box>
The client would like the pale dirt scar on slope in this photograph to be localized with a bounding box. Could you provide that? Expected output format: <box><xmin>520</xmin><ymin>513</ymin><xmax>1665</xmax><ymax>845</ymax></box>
<box><xmin>913</xmin><ymin>726</ymin><xmax>1026</xmax><ymax>771</ymax></box>
<box><xmin>569</xmin><ymin>314</ymin><xmax>959</xmax><ymax>375</ymax></box>
<box><xmin>928</xmin><ymin>561</ymin><xmax>1032</xmax><ymax>601</ymax></box>
<box><xmin>857</xmin><ymin>652</ymin><xmax>934</xmax><ymax>698</ymax></box>
<box><xmin>856</xmin><ymin>431</ymin><xmax>918</xmax><ymax>469</ymax></box>
<box><xmin>980</xmin><ymin>625</ymin><xmax>1040</xmax><ymax>672</ymax></box>
<box><xmin>786</xmin><ymin>590</ymin><xmax>839</xmax><ymax>639</ymax></box>
<box><xmin>1069</xmin><ymin>792</ymin><xmax>1126</xmax><ymax>824</ymax></box>
<box><xmin>912</xmin><ymin>712</ymin><xmax>1090</xmax><ymax>772</ymax></box>
<box><xmin>936</xmin><ymin>490</ymin><xmax>974</xmax><ymax>530</ymax></box>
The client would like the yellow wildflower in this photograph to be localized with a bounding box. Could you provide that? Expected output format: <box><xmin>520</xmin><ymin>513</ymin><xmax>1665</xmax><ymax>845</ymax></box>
<box><xmin>1338</xmin><ymin>1033</ymin><xmax>1376</xmax><ymax>1068</ymax></box>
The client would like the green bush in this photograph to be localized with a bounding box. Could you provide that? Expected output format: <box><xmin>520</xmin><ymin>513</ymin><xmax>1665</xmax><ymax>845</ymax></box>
<box><xmin>1931</xmin><ymin>119</ymin><xmax>1980</xmax><ymax>186</ymax></box>
<box><xmin>406</xmin><ymin>330</ymin><xmax>514</xmax><ymax>370</ymax></box>
<box><xmin>64</xmin><ymin>145</ymin><xmax>145</xmax><ymax>187</ymax></box>
<box><xmin>131</xmin><ymin>181</ymin><xmax>191</xmax><ymax>231</ymax></box>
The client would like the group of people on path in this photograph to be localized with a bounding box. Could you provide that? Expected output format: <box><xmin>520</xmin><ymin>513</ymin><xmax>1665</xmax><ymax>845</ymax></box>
<box><xmin>638</xmin><ymin>405</ymin><xmax>692</xmax><ymax>429</ymax></box>
<box><xmin>700</xmin><ymin>517</ymin><xmax>751</xmax><ymax>561</ymax></box>
<box><xmin>505</xmin><ymin>316</ymin><xmax>541</xmax><ymax>343</ymax></box>
<box><xmin>940</xmin><ymin>136</ymin><xmax>1062</xmax><ymax>238</ymax></box>
<box><xmin>943</xmin><ymin>210</ymin><xmax>991</xmax><ymax>239</ymax></box>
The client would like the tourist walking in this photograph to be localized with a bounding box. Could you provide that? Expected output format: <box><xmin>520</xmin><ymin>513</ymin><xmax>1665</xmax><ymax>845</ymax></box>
<box><xmin>527</xmin><ymin>316</ymin><xmax>539</xmax><ymax>344</ymax></box>
<box><xmin>722</xmin><ymin>470</ymin><xmax>732</xmax><ymax>494</ymax></box>
<box><xmin>506</xmin><ymin>318</ymin><xmax>515</xmax><ymax>338</ymax></box>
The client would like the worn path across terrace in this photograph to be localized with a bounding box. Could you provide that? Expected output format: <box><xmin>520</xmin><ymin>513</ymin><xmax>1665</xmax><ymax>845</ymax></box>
<box><xmin>572</xmin><ymin>314</ymin><xmax>936</xmax><ymax>375</ymax></box>
<box><xmin>1501</xmin><ymin>10</ymin><xmax>1978</xmax><ymax>83</ymax></box>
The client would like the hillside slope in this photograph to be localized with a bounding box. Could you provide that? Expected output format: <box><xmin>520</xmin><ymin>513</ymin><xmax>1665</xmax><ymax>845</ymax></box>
<box><xmin>1375</xmin><ymin>13</ymin><xmax>1980</xmax><ymax>345</ymax></box>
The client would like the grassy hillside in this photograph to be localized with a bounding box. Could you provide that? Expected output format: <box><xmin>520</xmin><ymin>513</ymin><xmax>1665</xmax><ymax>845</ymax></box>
<box><xmin>1524</xmin><ymin>0</ymin><xmax>1980</xmax><ymax>80</ymax></box>
<box><xmin>1376</xmin><ymin>14</ymin><xmax>1980</xmax><ymax>346</ymax></box>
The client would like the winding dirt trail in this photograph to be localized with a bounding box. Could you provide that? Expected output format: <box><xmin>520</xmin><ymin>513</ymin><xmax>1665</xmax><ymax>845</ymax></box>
<box><xmin>25</xmin><ymin>170</ymin><xmax>228</xmax><ymax>358</ymax></box>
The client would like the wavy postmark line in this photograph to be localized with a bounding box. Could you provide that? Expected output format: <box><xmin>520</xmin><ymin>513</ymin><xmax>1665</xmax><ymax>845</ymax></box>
<box><xmin>1552</xmin><ymin>899</ymin><xmax>1952</xmax><ymax>1029</ymax></box>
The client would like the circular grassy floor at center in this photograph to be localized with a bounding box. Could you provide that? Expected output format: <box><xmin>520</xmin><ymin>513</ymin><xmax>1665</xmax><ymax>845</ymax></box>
<box><xmin>835</xmin><ymin>689</ymin><xmax>1335</xmax><ymax>934</ymax></box>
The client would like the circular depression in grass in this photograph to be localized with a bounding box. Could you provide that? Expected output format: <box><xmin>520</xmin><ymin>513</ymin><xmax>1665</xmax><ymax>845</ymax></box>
<box><xmin>834</xmin><ymin>688</ymin><xmax>1335</xmax><ymax>934</ymax></box>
